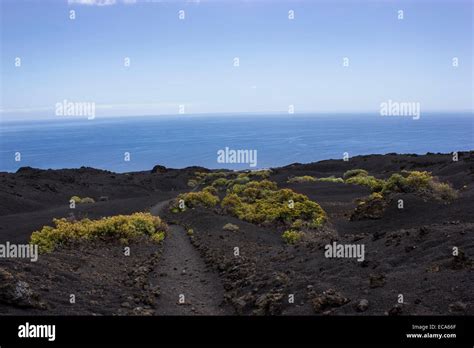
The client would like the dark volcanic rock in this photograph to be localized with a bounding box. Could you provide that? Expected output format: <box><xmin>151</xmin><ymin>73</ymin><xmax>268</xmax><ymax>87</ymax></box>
<box><xmin>0</xmin><ymin>267</ymin><xmax>45</xmax><ymax>309</ymax></box>
<box><xmin>310</xmin><ymin>289</ymin><xmax>350</xmax><ymax>313</ymax></box>
<box><xmin>354</xmin><ymin>299</ymin><xmax>369</xmax><ymax>312</ymax></box>
<box><xmin>253</xmin><ymin>292</ymin><xmax>285</xmax><ymax>315</ymax></box>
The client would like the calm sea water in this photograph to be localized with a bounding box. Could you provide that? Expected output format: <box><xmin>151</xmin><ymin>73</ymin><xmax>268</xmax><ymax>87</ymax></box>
<box><xmin>0</xmin><ymin>114</ymin><xmax>472</xmax><ymax>173</ymax></box>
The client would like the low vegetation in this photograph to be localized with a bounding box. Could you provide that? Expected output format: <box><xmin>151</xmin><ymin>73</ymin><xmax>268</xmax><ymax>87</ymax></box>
<box><xmin>344</xmin><ymin>169</ymin><xmax>456</xmax><ymax>200</ymax></box>
<box><xmin>343</xmin><ymin>169</ymin><xmax>369</xmax><ymax>180</ymax></box>
<box><xmin>202</xmin><ymin>186</ymin><xmax>218</xmax><ymax>195</ymax></box>
<box><xmin>221</xmin><ymin>180</ymin><xmax>326</xmax><ymax>228</ymax></box>
<box><xmin>282</xmin><ymin>230</ymin><xmax>304</xmax><ymax>244</ymax></box>
<box><xmin>249</xmin><ymin>169</ymin><xmax>272</xmax><ymax>179</ymax></box>
<box><xmin>70</xmin><ymin>196</ymin><xmax>95</xmax><ymax>204</ymax></box>
<box><xmin>316</xmin><ymin>176</ymin><xmax>344</xmax><ymax>183</ymax></box>
<box><xmin>345</xmin><ymin>174</ymin><xmax>385</xmax><ymax>192</ymax></box>
<box><xmin>30</xmin><ymin>213</ymin><xmax>168</xmax><ymax>253</ymax></box>
<box><xmin>222</xmin><ymin>223</ymin><xmax>239</xmax><ymax>232</ymax></box>
<box><xmin>193</xmin><ymin>170</ymin><xmax>271</xmax><ymax>189</ymax></box>
<box><xmin>212</xmin><ymin>178</ymin><xmax>229</xmax><ymax>187</ymax></box>
<box><xmin>174</xmin><ymin>190</ymin><xmax>220</xmax><ymax>209</ymax></box>
<box><xmin>187</xmin><ymin>179</ymin><xmax>198</xmax><ymax>188</ymax></box>
<box><xmin>287</xmin><ymin>176</ymin><xmax>316</xmax><ymax>183</ymax></box>
<box><xmin>382</xmin><ymin>170</ymin><xmax>457</xmax><ymax>200</ymax></box>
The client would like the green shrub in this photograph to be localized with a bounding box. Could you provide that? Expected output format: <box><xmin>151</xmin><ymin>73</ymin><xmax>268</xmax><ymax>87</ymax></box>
<box><xmin>229</xmin><ymin>179</ymin><xmax>278</xmax><ymax>196</ymax></box>
<box><xmin>282</xmin><ymin>230</ymin><xmax>304</xmax><ymax>244</ymax></box>
<box><xmin>345</xmin><ymin>175</ymin><xmax>385</xmax><ymax>192</ymax></box>
<box><xmin>187</xmin><ymin>179</ymin><xmax>198</xmax><ymax>188</ymax></box>
<box><xmin>30</xmin><ymin>213</ymin><xmax>167</xmax><ymax>253</ymax></box>
<box><xmin>194</xmin><ymin>172</ymin><xmax>207</xmax><ymax>180</ymax></box>
<box><xmin>212</xmin><ymin>178</ymin><xmax>229</xmax><ymax>187</ymax></box>
<box><xmin>202</xmin><ymin>186</ymin><xmax>218</xmax><ymax>195</ymax></box>
<box><xmin>70</xmin><ymin>196</ymin><xmax>95</xmax><ymax>204</ymax></box>
<box><xmin>234</xmin><ymin>175</ymin><xmax>251</xmax><ymax>185</ymax></box>
<box><xmin>370</xmin><ymin>192</ymin><xmax>384</xmax><ymax>200</ymax></box>
<box><xmin>316</xmin><ymin>176</ymin><xmax>344</xmax><ymax>183</ymax></box>
<box><xmin>382</xmin><ymin>171</ymin><xmax>457</xmax><ymax>200</ymax></box>
<box><xmin>193</xmin><ymin>171</ymin><xmax>234</xmax><ymax>186</ymax></box>
<box><xmin>250</xmin><ymin>169</ymin><xmax>272</xmax><ymax>179</ymax></box>
<box><xmin>80</xmin><ymin>197</ymin><xmax>95</xmax><ymax>204</ymax></box>
<box><xmin>429</xmin><ymin>181</ymin><xmax>458</xmax><ymax>200</ymax></box>
<box><xmin>221</xmin><ymin>193</ymin><xmax>243</xmax><ymax>215</ymax></box>
<box><xmin>222</xmin><ymin>181</ymin><xmax>326</xmax><ymax>228</ymax></box>
<box><xmin>287</xmin><ymin>176</ymin><xmax>316</xmax><ymax>183</ymax></box>
<box><xmin>222</xmin><ymin>223</ymin><xmax>240</xmax><ymax>232</ymax></box>
<box><xmin>176</xmin><ymin>190</ymin><xmax>220</xmax><ymax>208</ymax></box>
<box><xmin>187</xmin><ymin>228</ymin><xmax>194</xmax><ymax>236</ymax></box>
<box><xmin>70</xmin><ymin>196</ymin><xmax>82</xmax><ymax>203</ymax></box>
<box><xmin>382</xmin><ymin>173</ymin><xmax>407</xmax><ymax>193</ymax></box>
<box><xmin>343</xmin><ymin>169</ymin><xmax>368</xmax><ymax>180</ymax></box>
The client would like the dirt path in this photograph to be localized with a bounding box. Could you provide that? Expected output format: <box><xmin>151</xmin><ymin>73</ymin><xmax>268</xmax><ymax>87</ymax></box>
<box><xmin>150</xmin><ymin>201</ymin><xmax>233</xmax><ymax>315</ymax></box>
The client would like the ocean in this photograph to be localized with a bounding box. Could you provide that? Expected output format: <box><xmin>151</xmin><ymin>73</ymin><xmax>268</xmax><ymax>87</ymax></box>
<box><xmin>1</xmin><ymin>113</ymin><xmax>472</xmax><ymax>173</ymax></box>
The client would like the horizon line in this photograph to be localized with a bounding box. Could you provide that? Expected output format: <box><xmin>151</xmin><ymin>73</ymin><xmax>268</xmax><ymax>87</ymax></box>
<box><xmin>1</xmin><ymin>109</ymin><xmax>473</xmax><ymax>123</ymax></box>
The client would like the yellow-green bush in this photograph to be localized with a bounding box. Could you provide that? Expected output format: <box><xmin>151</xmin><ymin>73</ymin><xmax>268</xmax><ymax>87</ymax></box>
<box><xmin>340</xmin><ymin>169</ymin><xmax>456</xmax><ymax>201</ymax></box>
<box><xmin>221</xmin><ymin>193</ymin><xmax>243</xmax><ymax>215</ymax></box>
<box><xmin>70</xmin><ymin>196</ymin><xmax>82</xmax><ymax>203</ymax></box>
<box><xmin>70</xmin><ymin>196</ymin><xmax>95</xmax><ymax>204</ymax></box>
<box><xmin>382</xmin><ymin>171</ymin><xmax>457</xmax><ymax>200</ymax></box>
<box><xmin>203</xmin><ymin>186</ymin><xmax>218</xmax><ymax>195</ymax></box>
<box><xmin>222</xmin><ymin>223</ymin><xmax>239</xmax><ymax>232</ymax></box>
<box><xmin>249</xmin><ymin>169</ymin><xmax>271</xmax><ymax>179</ymax></box>
<box><xmin>187</xmin><ymin>179</ymin><xmax>198</xmax><ymax>188</ymax></box>
<box><xmin>287</xmin><ymin>176</ymin><xmax>316</xmax><ymax>183</ymax></box>
<box><xmin>222</xmin><ymin>181</ymin><xmax>326</xmax><ymax>228</ymax></box>
<box><xmin>233</xmin><ymin>175</ymin><xmax>251</xmax><ymax>185</ymax></box>
<box><xmin>282</xmin><ymin>230</ymin><xmax>304</xmax><ymax>244</ymax></box>
<box><xmin>30</xmin><ymin>213</ymin><xmax>168</xmax><ymax>253</ymax></box>
<box><xmin>212</xmin><ymin>178</ymin><xmax>229</xmax><ymax>187</ymax></box>
<box><xmin>193</xmin><ymin>171</ymin><xmax>234</xmax><ymax>186</ymax></box>
<box><xmin>176</xmin><ymin>190</ymin><xmax>220</xmax><ymax>208</ymax></box>
<box><xmin>316</xmin><ymin>176</ymin><xmax>344</xmax><ymax>183</ymax></box>
<box><xmin>429</xmin><ymin>181</ymin><xmax>458</xmax><ymax>200</ymax></box>
<box><xmin>80</xmin><ymin>197</ymin><xmax>95</xmax><ymax>204</ymax></box>
<box><xmin>229</xmin><ymin>179</ymin><xmax>278</xmax><ymax>196</ymax></box>
<box><xmin>343</xmin><ymin>169</ymin><xmax>368</xmax><ymax>180</ymax></box>
<box><xmin>370</xmin><ymin>192</ymin><xmax>384</xmax><ymax>200</ymax></box>
<box><xmin>345</xmin><ymin>175</ymin><xmax>385</xmax><ymax>192</ymax></box>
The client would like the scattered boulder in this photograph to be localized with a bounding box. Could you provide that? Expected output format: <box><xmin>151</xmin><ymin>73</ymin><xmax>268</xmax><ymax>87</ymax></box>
<box><xmin>310</xmin><ymin>289</ymin><xmax>350</xmax><ymax>313</ymax></box>
<box><xmin>121</xmin><ymin>301</ymin><xmax>131</xmax><ymax>308</ymax></box>
<box><xmin>132</xmin><ymin>306</ymin><xmax>154</xmax><ymax>316</ymax></box>
<box><xmin>230</xmin><ymin>293</ymin><xmax>254</xmax><ymax>315</ymax></box>
<box><xmin>354</xmin><ymin>299</ymin><xmax>369</xmax><ymax>312</ymax></box>
<box><xmin>387</xmin><ymin>304</ymin><xmax>403</xmax><ymax>316</ymax></box>
<box><xmin>449</xmin><ymin>301</ymin><xmax>467</xmax><ymax>312</ymax></box>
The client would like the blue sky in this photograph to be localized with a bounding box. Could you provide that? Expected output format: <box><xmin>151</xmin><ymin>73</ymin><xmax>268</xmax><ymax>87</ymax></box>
<box><xmin>0</xmin><ymin>0</ymin><xmax>472</xmax><ymax>120</ymax></box>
